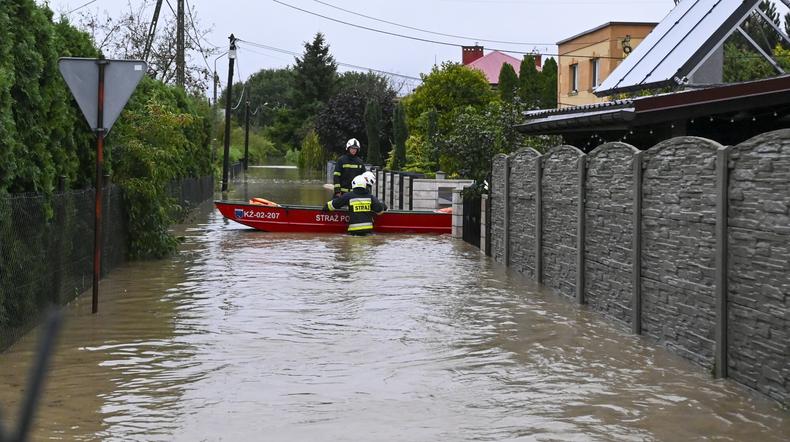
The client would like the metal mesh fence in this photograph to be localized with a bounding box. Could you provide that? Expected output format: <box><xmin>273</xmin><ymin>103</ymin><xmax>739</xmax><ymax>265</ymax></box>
<box><xmin>0</xmin><ymin>175</ymin><xmax>214</xmax><ymax>351</ymax></box>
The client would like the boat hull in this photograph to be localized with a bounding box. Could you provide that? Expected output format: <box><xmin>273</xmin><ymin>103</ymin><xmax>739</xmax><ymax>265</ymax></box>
<box><xmin>215</xmin><ymin>201</ymin><xmax>451</xmax><ymax>234</ymax></box>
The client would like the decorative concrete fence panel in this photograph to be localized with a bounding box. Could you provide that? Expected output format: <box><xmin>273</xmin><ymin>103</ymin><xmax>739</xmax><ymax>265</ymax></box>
<box><xmin>640</xmin><ymin>137</ymin><xmax>721</xmax><ymax>369</ymax></box>
<box><xmin>727</xmin><ymin>129</ymin><xmax>790</xmax><ymax>406</ymax></box>
<box><xmin>491</xmin><ymin>154</ymin><xmax>508</xmax><ymax>265</ymax></box>
<box><xmin>541</xmin><ymin>146</ymin><xmax>585</xmax><ymax>299</ymax></box>
<box><xmin>584</xmin><ymin>142</ymin><xmax>639</xmax><ymax>327</ymax></box>
<box><xmin>508</xmin><ymin>148</ymin><xmax>541</xmax><ymax>279</ymax></box>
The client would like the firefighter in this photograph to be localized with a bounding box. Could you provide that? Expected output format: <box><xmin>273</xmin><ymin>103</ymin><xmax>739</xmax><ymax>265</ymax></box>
<box><xmin>361</xmin><ymin>171</ymin><xmax>376</xmax><ymax>192</ymax></box>
<box><xmin>333</xmin><ymin>138</ymin><xmax>366</xmax><ymax>197</ymax></box>
<box><xmin>324</xmin><ymin>175</ymin><xmax>387</xmax><ymax>235</ymax></box>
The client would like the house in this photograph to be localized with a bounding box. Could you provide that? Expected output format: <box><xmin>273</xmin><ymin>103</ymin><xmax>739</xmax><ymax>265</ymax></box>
<box><xmin>461</xmin><ymin>45</ymin><xmax>541</xmax><ymax>86</ymax></box>
<box><xmin>557</xmin><ymin>22</ymin><xmax>656</xmax><ymax>108</ymax></box>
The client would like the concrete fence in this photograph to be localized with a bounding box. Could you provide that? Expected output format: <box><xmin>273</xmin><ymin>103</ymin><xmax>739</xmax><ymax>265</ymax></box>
<box><xmin>487</xmin><ymin>129</ymin><xmax>790</xmax><ymax>407</ymax></box>
<box><xmin>372</xmin><ymin>169</ymin><xmax>473</xmax><ymax>211</ymax></box>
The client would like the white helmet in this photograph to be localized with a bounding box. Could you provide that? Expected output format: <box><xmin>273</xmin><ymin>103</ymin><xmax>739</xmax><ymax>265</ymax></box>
<box><xmin>361</xmin><ymin>171</ymin><xmax>376</xmax><ymax>186</ymax></box>
<box><xmin>346</xmin><ymin>138</ymin><xmax>360</xmax><ymax>150</ymax></box>
<box><xmin>351</xmin><ymin>175</ymin><xmax>367</xmax><ymax>189</ymax></box>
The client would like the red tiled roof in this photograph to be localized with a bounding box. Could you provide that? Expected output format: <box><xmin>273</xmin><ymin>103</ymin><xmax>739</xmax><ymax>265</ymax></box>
<box><xmin>466</xmin><ymin>51</ymin><xmax>535</xmax><ymax>84</ymax></box>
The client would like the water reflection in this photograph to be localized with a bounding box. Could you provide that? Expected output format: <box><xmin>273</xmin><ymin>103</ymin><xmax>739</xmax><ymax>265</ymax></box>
<box><xmin>0</xmin><ymin>169</ymin><xmax>788</xmax><ymax>441</ymax></box>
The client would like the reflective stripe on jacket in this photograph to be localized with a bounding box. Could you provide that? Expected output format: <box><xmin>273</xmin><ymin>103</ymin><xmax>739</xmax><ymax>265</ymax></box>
<box><xmin>326</xmin><ymin>188</ymin><xmax>387</xmax><ymax>233</ymax></box>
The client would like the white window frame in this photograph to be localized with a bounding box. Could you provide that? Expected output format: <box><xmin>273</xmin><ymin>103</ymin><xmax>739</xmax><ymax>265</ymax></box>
<box><xmin>591</xmin><ymin>58</ymin><xmax>600</xmax><ymax>88</ymax></box>
<box><xmin>570</xmin><ymin>64</ymin><xmax>579</xmax><ymax>93</ymax></box>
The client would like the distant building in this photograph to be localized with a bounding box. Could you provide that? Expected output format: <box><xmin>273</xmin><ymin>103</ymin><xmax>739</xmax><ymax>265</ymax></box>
<box><xmin>557</xmin><ymin>22</ymin><xmax>656</xmax><ymax>108</ymax></box>
<box><xmin>461</xmin><ymin>45</ymin><xmax>541</xmax><ymax>86</ymax></box>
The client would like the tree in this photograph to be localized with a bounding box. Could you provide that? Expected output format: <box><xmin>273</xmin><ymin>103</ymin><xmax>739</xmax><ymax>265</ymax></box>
<box><xmin>233</xmin><ymin>68</ymin><xmax>295</xmax><ymax>127</ymax></box>
<box><xmin>75</xmin><ymin>2</ymin><xmax>216</xmax><ymax>95</ymax></box>
<box><xmin>497</xmin><ymin>62</ymin><xmax>519</xmax><ymax>102</ymax></box>
<box><xmin>444</xmin><ymin>101</ymin><xmax>524</xmax><ymax>181</ymax></box>
<box><xmin>315</xmin><ymin>71</ymin><xmax>395</xmax><ymax>158</ymax></box>
<box><xmin>404</xmin><ymin>61</ymin><xmax>493</xmax><ymax>137</ymax></box>
<box><xmin>539</xmin><ymin>57</ymin><xmax>558</xmax><ymax>108</ymax></box>
<box><xmin>519</xmin><ymin>55</ymin><xmax>541</xmax><ymax>109</ymax></box>
<box><xmin>390</xmin><ymin>102</ymin><xmax>408</xmax><ymax>170</ymax></box>
<box><xmin>364</xmin><ymin>98</ymin><xmax>383</xmax><ymax>166</ymax></box>
<box><xmin>293</xmin><ymin>32</ymin><xmax>337</xmax><ymax>117</ymax></box>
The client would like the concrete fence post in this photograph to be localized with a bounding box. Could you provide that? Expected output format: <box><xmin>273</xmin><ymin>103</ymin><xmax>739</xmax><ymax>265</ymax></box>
<box><xmin>481</xmin><ymin>194</ymin><xmax>489</xmax><ymax>255</ymax></box>
<box><xmin>535</xmin><ymin>155</ymin><xmax>543</xmax><ymax>284</ymax></box>
<box><xmin>452</xmin><ymin>189</ymin><xmax>463</xmax><ymax>238</ymax></box>
<box><xmin>715</xmin><ymin>146</ymin><xmax>731</xmax><ymax>379</ymax></box>
<box><xmin>503</xmin><ymin>155</ymin><xmax>511</xmax><ymax>266</ymax></box>
<box><xmin>632</xmin><ymin>151</ymin><xmax>643</xmax><ymax>335</ymax></box>
<box><xmin>577</xmin><ymin>154</ymin><xmax>587</xmax><ymax>304</ymax></box>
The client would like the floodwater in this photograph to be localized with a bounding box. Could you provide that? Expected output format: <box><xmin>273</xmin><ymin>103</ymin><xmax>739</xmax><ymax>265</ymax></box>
<box><xmin>1</xmin><ymin>166</ymin><xmax>787</xmax><ymax>441</ymax></box>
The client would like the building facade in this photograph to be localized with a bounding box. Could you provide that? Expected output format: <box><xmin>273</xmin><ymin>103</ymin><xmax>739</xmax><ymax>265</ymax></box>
<box><xmin>557</xmin><ymin>22</ymin><xmax>656</xmax><ymax>108</ymax></box>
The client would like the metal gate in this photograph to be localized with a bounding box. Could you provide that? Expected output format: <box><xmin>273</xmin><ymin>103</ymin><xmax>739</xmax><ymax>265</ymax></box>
<box><xmin>462</xmin><ymin>195</ymin><xmax>481</xmax><ymax>248</ymax></box>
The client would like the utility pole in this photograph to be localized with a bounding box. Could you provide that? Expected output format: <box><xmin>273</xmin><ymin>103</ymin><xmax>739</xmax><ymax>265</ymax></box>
<box><xmin>176</xmin><ymin>0</ymin><xmax>185</xmax><ymax>88</ymax></box>
<box><xmin>213</xmin><ymin>72</ymin><xmax>219</xmax><ymax>106</ymax></box>
<box><xmin>244</xmin><ymin>100</ymin><xmax>250</xmax><ymax>170</ymax></box>
<box><xmin>222</xmin><ymin>34</ymin><xmax>237</xmax><ymax>193</ymax></box>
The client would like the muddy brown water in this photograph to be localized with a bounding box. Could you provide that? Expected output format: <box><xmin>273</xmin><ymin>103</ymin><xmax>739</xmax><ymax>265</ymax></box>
<box><xmin>1</xmin><ymin>166</ymin><xmax>787</xmax><ymax>441</ymax></box>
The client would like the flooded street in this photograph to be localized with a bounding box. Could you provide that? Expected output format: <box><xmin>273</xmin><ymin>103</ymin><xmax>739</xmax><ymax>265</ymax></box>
<box><xmin>1</xmin><ymin>166</ymin><xmax>788</xmax><ymax>441</ymax></box>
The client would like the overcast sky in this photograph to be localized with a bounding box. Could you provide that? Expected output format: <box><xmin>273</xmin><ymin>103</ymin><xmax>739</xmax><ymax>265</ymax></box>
<box><xmin>39</xmin><ymin>0</ymin><xmax>700</xmax><ymax>94</ymax></box>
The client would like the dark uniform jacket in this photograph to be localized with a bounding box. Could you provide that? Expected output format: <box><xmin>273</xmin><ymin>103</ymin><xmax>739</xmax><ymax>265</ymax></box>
<box><xmin>325</xmin><ymin>187</ymin><xmax>387</xmax><ymax>234</ymax></box>
<box><xmin>333</xmin><ymin>153</ymin><xmax>366</xmax><ymax>194</ymax></box>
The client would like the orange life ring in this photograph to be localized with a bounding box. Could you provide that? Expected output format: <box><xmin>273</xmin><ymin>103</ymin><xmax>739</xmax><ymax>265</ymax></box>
<box><xmin>248</xmin><ymin>197</ymin><xmax>280</xmax><ymax>207</ymax></box>
<box><xmin>434</xmin><ymin>207</ymin><xmax>453</xmax><ymax>214</ymax></box>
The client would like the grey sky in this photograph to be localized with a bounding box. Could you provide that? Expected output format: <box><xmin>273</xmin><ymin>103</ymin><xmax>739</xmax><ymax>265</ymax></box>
<box><xmin>42</xmin><ymin>0</ymin><xmax>695</xmax><ymax>94</ymax></box>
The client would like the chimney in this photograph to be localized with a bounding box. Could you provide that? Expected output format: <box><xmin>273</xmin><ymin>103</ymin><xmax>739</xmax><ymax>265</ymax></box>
<box><xmin>462</xmin><ymin>45</ymin><xmax>484</xmax><ymax>65</ymax></box>
<box><xmin>534</xmin><ymin>54</ymin><xmax>542</xmax><ymax>69</ymax></box>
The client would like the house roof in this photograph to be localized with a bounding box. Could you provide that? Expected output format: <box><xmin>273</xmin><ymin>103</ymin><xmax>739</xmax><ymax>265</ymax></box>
<box><xmin>556</xmin><ymin>21</ymin><xmax>658</xmax><ymax>45</ymax></box>
<box><xmin>516</xmin><ymin>74</ymin><xmax>790</xmax><ymax>138</ymax></box>
<box><xmin>466</xmin><ymin>51</ymin><xmax>528</xmax><ymax>84</ymax></box>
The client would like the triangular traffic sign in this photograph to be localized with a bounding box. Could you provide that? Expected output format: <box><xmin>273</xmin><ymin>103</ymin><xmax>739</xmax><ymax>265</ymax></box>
<box><xmin>58</xmin><ymin>58</ymin><xmax>147</xmax><ymax>133</ymax></box>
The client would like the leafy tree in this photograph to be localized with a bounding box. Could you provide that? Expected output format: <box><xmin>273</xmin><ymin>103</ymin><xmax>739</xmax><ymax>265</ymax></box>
<box><xmin>293</xmin><ymin>32</ymin><xmax>337</xmax><ymax>118</ymax></box>
<box><xmin>497</xmin><ymin>62</ymin><xmax>519</xmax><ymax>102</ymax></box>
<box><xmin>741</xmin><ymin>0</ymin><xmax>782</xmax><ymax>53</ymax></box>
<box><xmin>404</xmin><ymin>61</ymin><xmax>493</xmax><ymax>136</ymax></box>
<box><xmin>443</xmin><ymin>101</ymin><xmax>525</xmax><ymax>181</ymax></box>
<box><xmin>723</xmin><ymin>40</ymin><xmax>775</xmax><ymax>82</ymax></box>
<box><xmin>390</xmin><ymin>102</ymin><xmax>408</xmax><ymax>170</ymax></box>
<box><xmin>403</xmin><ymin>134</ymin><xmax>432</xmax><ymax>173</ymax></box>
<box><xmin>519</xmin><ymin>55</ymin><xmax>541</xmax><ymax>109</ymax></box>
<box><xmin>109</xmin><ymin>77</ymin><xmax>212</xmax><ymax>258</ymax></box>
<box><xmin>364</xmin><ymin>98</ymin><xmax>383</xmax><ymax>166</ymax></box>
<box><xmin>298</xmin><ymin>129</ymin><xmax>324</xmax><ymax>171</ymax></box>
<box><xmin>539</xmin><ymin>57</ymin><xmax>558</xmax><ymax>108</ymax></box>
<box><xmin>315</xmin><ymin>71</ymin><xmax>395</xmax><ymax>158</ymax></box>
<box><xmin>75</xmin><ymin>2</ymin><xmax>216</xmax><ymax>95</ymax></box>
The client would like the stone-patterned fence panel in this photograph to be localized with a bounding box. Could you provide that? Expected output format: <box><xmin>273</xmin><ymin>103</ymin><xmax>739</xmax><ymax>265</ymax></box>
<box><xmin>640</xmin><ymin>137</ymin><xmax>721</xmax><ymax>369</ymax></box>
<box><xmin>727</xmin><ymin>129</ymin><xmax>790</xmax><ymax>406</ymax></box>
<box><xmin>508</xmin><ymin>148</ymin><xmax>541</xmax><ymax>279</ymax></box>
<box><xmin>541</xmin><ymin>146</ymin><xmax>584</xmax><ymax>299</ymax></box>
<box><xmin>491</xmin><ymin>154</ymin><xmax>508</xmax><ymax>265</ymax></box>
<box><xmin>584</xmin><ymin>142</ymin><xmax>639</xmax><ymax>327</ymax></box>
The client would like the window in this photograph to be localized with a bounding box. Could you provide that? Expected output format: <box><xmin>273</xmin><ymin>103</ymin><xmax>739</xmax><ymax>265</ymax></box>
<box><xmin>570</xmin><ymin>64</ymin><xmax>579</xmax><ymax>93</ymax></box>
<box><xmin>591</xmin><ymin>58</ymin><xmax>600</xmax><ymax>88</ymax></box>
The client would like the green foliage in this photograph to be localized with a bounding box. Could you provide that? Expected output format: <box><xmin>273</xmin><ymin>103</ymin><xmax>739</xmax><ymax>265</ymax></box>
<box><xmin>443</xmin><ymin>101</ymin><xmax>524</xmax><ymax>182</ymax></box>
<box><xmin>498</xmin><ymin>62</ymin><xmax>519</xmax><ymax>102</ymax></box>
<box><xmin>403</xmin><ymin>134</ymin><xmax>432</xmax><ymax>173</ymax></box>
<box><xmin>539</xmin><ymin>57</ymin><xmax>558</xmax><ymax>109</ymax></box>
<box><xmin>723</xmin><ymin>41</ymin><xmax>775</xmax><ymax>82</ymax></box>
<box><xmin>404</xmin><ymin>61</ymin><xmax>493</xmax><ymax>136</ymax></box>
<box><xmin>284</xmin><ymin>148</ymin><xmax>301</xmax><ymax>165</ymax></box>
<box><xmin>293</xmin><ymin>32</ymin><xmax>337</xmax><ymax>117</ymax></box>
<box><xmin>316</xmin><ymin>71</ymin><xmax>395</xmax><ymax>159</ymax></box>
<box><xmin>519</xmin><ymin>55</ymin><xmax>541</xmax><ymax>109</ymax></box>
<box><xmin>299</xmin><ymin>129</ymin><xmax>324</xmax><ymax>171</ymax></box>
<box><xmin>391</xmin><ymin>102</ymin><xmax>408</xmax><ymax>170</ymax></box>
<box><xmin>109</xmin><ymin>77</ymin><xmax>212</xmax><ymax>258</ymax></box>
<box><xmin>364</xmin><ymin>98</ymin><xmax>383</xmax><ymax>166</ymax></box>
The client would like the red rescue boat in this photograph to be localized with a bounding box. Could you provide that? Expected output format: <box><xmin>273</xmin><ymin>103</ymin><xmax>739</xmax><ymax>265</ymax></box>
<box><xmin>214</xmin><ymin>200</ymin><xmax>451</xmax><ymax>234</ymax></box>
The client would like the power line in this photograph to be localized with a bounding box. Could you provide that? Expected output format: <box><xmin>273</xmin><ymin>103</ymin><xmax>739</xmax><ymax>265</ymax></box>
<box><xmin>184</xmin><ymin>0</ymin><xmax>214</xmax><ymax>75</ymax></box>
<box><xmin>310</xmin><ymin>0</ymin><xmax>552</xmax><ymax>46</ymax></box>
<box><xmin>271</xmin><ymin>0</ymin><xmax>626</xmax><ymax>60</ymax></box>
<box><xmin>236</xmin><ymin>39</ymin><xmax>423</xmax><ymax>82</ymax></box>
<box><xmin>66</xmin><ymin>0</ymin><xmax>99</xmax><ymax>14</ymax></box>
